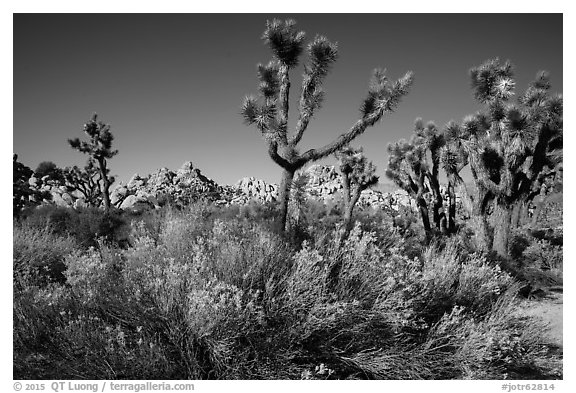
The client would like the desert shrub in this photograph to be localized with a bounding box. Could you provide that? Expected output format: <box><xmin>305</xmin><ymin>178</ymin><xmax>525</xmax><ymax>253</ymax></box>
<box><xmin>107</xmin><ymin>218</ymin><xmax>283</xmax><ymax>378</ymax></box>
<box><xmin>22</xmin><ymin>205</ymin><xmax>129</xmax><ymax>248</ymax></box>
<box><xmin>519</xmin><ymin>239</ymin><xmax>563</xmax><ymax>291</ymax></box>
<box><xmin>14</xmin><ymin>204</ymin><xmax>561</xmax><ymax>380</ymax></box>
<box><xmin>202</xmin><ymin>219</ymin><xmax>294</xmax><ymax>293</ymax></box>
<box><xmin>523</xmin><ymin>239</ymin><xmax>563</xmax><ymax>271</ymax></box>
<box><xmin>22</xmin><ymin>205</ymin><xmax>73</xmax><ymax>235</ymax></box>
<box><xmin>13</xmin><ymin>280</ymin><xmax>181</xmax><ymax>379</ymax></box>
<box><xmin>234</xmin><ymin>200</ymin><xmax>280</xmax><ymax>223</ymax></box>
<box><xmin>64</xmin><ymin>247</ymin><xmax>118</xmax><ymax>307</ymax></box>
<box><xmin>123</xmin><ymin>207</ymin><xmax>168</xmax><ymax>244</ymax></box>
<box><xmin>412</xmin><ymin>239</ymin><xmax>514</xmax><ymax>323</ymax></box>
<box><xmin>497</xmin><ymin>229</ymin><xmax>563</xmax><ymax>294</ymax></box>
<box><xmin>510</xmin><ymin>230</ymin><xmax>532</xmax><ymax>260</ymax></box>
<box><xmin>427</xmin><ymin>288</ymin><xmax>562</xmax><ymax>379</ymax></box>
<box><xmin>13</xmin><ymin>224</ymin><xmax>77</xmax><ymax>286</ymax></box>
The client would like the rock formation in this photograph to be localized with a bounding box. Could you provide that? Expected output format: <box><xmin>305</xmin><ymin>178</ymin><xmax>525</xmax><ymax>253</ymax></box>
<box><xmin>110</xmin><ymin>161</ymin><xmax>228</xmax><ymax>212</ymax></box>
<box><xmin>27</xmin><ymin>160</ymin><xmax>422</xmax><ymax>213</ymax></box>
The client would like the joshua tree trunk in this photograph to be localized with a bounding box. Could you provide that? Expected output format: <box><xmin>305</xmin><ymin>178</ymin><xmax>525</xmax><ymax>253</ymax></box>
<box><xmin>469</xmin><ymin>186</ymin><xmax>493</xmax><ymax>252</ymax></box>
<box><xmin>519</xmin><ymin>202</ymin><xmax>530</xmax><ymax>227</ymax></box>
<box><xmin>492</xmin><ymin>202</ymin><xmax>513</xmax><ymax>258</ymax></box>
<box><xmin>342</xmin><ymin>191</ymin><xmax>361</xmax><ymax>241</ymax></box>
<box><xmin>470</xmin><ymin>215</ymin><xmax>491</xmax><ymax>252</ymax></box>
<box><xmin>447</xmin><ymin>181</ymin><xmax>457</xmax><ymax>234</ymax></box>
<box><xmin>530</xmin><ymin>193</ymin><xmax>549</xmax><ymax>228</ymax></box>
<box><xmin>97</xmin><ymin>158</ymin><xmax>111</xmax><ymax>211</ymax></box>
<box><xmin>416</xmin><ymin>196</ymin><xmax>432</xmax><ymax>235</ymax></box>
<box><xmin>278</xmin><ymin>169</ymin><xmax>295</xmax><ymax>231</ymax></box>
<box><xmin>511</xmin><ymin>200</ymin><xmax>530</xmax><ymax>228</ymax></box>
<box><xmin>428</xmin><ymin>175</ymin><xmax>447</xmax><ymax>233</ymax></box>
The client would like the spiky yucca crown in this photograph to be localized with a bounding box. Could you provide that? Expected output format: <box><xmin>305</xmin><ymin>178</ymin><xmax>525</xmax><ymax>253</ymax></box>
<box><xmin>262</xmin><ymin>19</ymin><xmax>306</xmax><ymax>69</ymax></box>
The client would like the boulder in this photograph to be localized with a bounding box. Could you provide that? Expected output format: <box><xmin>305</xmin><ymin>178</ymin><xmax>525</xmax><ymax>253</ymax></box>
<box><xmin>120</xmin><ymin>195</ymin><xmax>139</xmax><ymax>210</ymax></box>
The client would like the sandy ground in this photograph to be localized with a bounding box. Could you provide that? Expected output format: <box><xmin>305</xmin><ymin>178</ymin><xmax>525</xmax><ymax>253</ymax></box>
<box><xmin>518</xmin><ymin>291</ymin><xmax>563</xmax><ymax>348</ymax></box>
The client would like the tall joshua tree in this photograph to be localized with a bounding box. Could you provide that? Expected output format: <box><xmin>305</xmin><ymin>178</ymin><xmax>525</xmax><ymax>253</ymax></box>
<box><xmin>335</xmin><ymin>146</ymin><xmax>378</xmax><ymax>239</ymax></box>
<box><xmin>242</xmin><ymin>19</ymin><xmax>413</xmax><ymax>231</ymax></box>
<box><xmin>454</xmin><ymin>59</ymin><xmax>562</xmax><ymax>257</ymax></box>
<box><xmin>68</xmin><ymin>114</ymin><xmax>118</xmax><ymax>210</ymax></box>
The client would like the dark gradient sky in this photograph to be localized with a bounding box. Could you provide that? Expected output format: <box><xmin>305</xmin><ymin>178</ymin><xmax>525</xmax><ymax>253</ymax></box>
<box><xmin>13</xmin><ymin>14</ymin><xmax>563</xmax><ymax>186</ymax></box>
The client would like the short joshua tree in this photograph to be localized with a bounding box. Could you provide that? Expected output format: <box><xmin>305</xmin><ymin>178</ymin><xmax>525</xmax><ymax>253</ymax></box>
<box><xmin>335</xmin><ymin>146</ymin><xmax>378</xmax><ymax>240</ymax></box>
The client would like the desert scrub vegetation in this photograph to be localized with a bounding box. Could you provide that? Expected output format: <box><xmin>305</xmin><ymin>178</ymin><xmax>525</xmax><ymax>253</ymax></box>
<box><xmin>13</xmin><ymin>201</ymin><xmax>561</xmax><ymax>379</ymax></box>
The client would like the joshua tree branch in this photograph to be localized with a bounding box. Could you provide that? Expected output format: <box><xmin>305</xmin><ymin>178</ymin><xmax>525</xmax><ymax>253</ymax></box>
<box><xmin>267</xmin><ymin>140</ymin><xmax>296</xmax><ymax>171</ymax></box>
<box><xmin>277</xmin><ymin>64</ymin><xmax>290</xmax><ymax>144</ymax></box>
<box><xmin>296</xmin><ymin>118</ymin><xmax>371</xmax><ymax>165</ymax></box>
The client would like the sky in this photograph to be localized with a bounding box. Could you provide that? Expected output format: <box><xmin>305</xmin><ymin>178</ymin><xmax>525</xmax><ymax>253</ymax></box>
<box><xmin>13</xmin><ymin>13</ymin><xmax>563</xmax><ymax>187</ymax></box>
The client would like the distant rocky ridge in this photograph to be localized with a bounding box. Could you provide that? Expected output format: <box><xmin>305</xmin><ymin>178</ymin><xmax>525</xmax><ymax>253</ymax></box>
<box><xmin>28</xmin><ymin>161</ymin><xmax>418</xmax><ymax>213</ymax></box>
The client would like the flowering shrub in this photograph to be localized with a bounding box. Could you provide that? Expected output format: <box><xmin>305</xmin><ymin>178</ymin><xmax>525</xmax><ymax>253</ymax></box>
<box><xmin>64</xmin><ymin>248</ymin><xmax>109</xmax><ymax>305</ymax></box>
<box><xmin>13</xmin><ymin>224</ymin><xmax>77</xmax><ymax>286</ymax></box>
<box><xmin>426</xmin><ymin>289</ymin><xmax>560</xmax><ymax>379</ymax></box>
<box><xmin>523</xmin><ymin>239</ymin><xmax>563</xmax><ymax>271</ymax></box>
<box><xmin>13</xmin><ymin>201</ymin><xmax>562</xmax><ymax>379</ymax></box>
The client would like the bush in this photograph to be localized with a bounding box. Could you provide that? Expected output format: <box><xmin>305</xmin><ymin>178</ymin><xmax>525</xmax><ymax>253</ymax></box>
<box><xmin>500</xmin><ymin>229</ymin><xmax>563</xmax><ymax>294</ymax></box>
<box><xmin>427</xmin><ymin>288</ymin><xmax>561</xmax><ymax>379</ymax></box>
<box><xmin>22</xmin><ymin>205</ymin><xmax>130</xmax><ymax>248</ymax></box>
<box><xmin>13</xmin><ymin>203</ymin><xmax>562</xmax><ymax>380</ymax></box>
<box><xmin>13</xmin><ymin>224</ymin><xmax>77</xmax><ymax>286</ymax></box>
<box><xmin>523</xmin><ymin>239</ymin><xmax>562</xmax><ymax>271</ymax></box>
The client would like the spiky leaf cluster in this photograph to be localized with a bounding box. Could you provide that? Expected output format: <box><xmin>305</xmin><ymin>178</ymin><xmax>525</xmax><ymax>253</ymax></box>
<box><xmin>469</xmin><ymin>58</ymin><xmax>514</xmax><ymax>103</ymax></box>
<box><xmin>295</xmin><ymin>36</ymin><xmax>338</xmax><ymax>128</ymax></box>
<box><xmin>262</xmin><ymin>19</ymin><xmax>305</xmax><ymax>68</ymax></box>
<box><xmin>257</xmin><ymin>61</ymin><xmax>281</xmax><ymax>99</ymax></box>
<box><xmin>241</xmin><ymin>95</ymin><xmax>277</xmax><ymax>133</ymax></box>
<box><xmin>361</xmin><ymin>69</ymin><xmax>414</xmax><ymax>123</ymax></box>
<box><xmin>440</xmin><ymin>122</ymin><xmax>468</xmax><ymax>175</ymax></box>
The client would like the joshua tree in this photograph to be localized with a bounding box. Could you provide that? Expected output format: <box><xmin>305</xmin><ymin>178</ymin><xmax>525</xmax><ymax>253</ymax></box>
<box><xmin>514</xmin><ymin>72</ymin><xmax>563</xmax><ymax>229</ymax></box>
<box><xmin>440</xmin><ymin>121</ymin><xmax>469</xmax><ymax>234</ymax></box>
<box><xmin>411</xmin><ymin>119</ymin><xmax>450</xmax><ymax>233</ymax></box>
<box><xmin>335</xmin><ymin>146</ymin><xmax>378</xmax><ymax>239</ymax></box>
<box><xmin>62</xmin><ymin>158</ymin><xmax>110</xmax><ymax>208</ymax></box>
<box><xmin>68</xmin><ymin>114</ymin><xmax>118</xmax><ymax>210</ymax></box>
<box><xmin>385</xmin><ymin>119</ymin><xmax>449</xmax><ymax>237</ymax></box>
<box><xmin>453</xmin><ymin>59</ymin><xmax>562</xmax><ymax>257</ymax></box>
<box><xmin>242</xmin><ymin>19</ymin><xmax>413</xmax><ymax>231</ymax></box>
